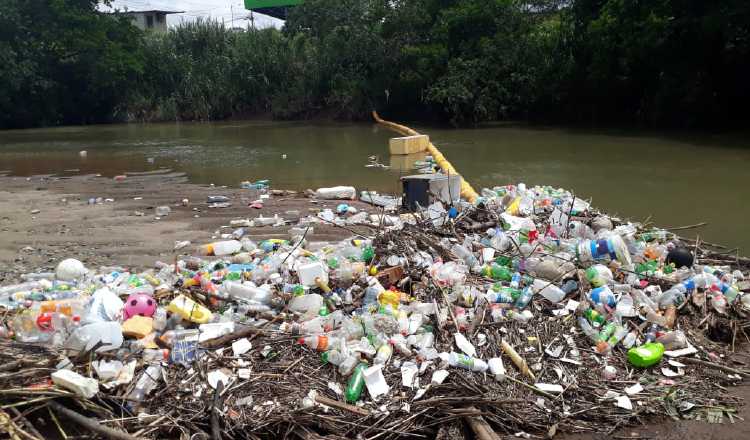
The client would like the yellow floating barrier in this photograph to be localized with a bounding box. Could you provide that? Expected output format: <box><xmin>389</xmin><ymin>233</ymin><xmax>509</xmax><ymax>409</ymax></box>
<box><xmin>373</xmin><ymin>111</ymin><xmax>479</xmax><ymax>204</ymax></box>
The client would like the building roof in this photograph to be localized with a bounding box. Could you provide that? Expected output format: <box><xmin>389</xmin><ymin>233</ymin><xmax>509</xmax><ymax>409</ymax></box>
<box><xmin>120</xmin><ymin>10</ymin><xmax>184</xmax><ymax>15</ymax></box>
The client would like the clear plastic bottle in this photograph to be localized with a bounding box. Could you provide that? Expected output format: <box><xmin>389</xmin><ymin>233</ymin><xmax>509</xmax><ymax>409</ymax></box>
<box><xmin>639</xmin><ymin>304</ymin><xmax>667</xmax><ymax>326</ymax></box>
<box><xmin>374</xmin><ymin>344</ymin><xmax>393</xmax><ymax>365</ymax></box>
<box><xmin>585</xmin><ymin>265</ymin><xmax>613</xmax><ymax>288</ymax></box>
<box><xmin>298</xmin><ymin>335</ymin><xmax>341</xmax><ymax>351</ymax></box>
<box><xmin>656</xmin><ymin>330</ymin><xmax>687</xmax><ymax>350</ymax></box>
<box><xmin>451</xmin><ymin>243</ymin><xmax>480</xmax><ymax>271</ymax></box>
<box><xmin>578</xmin><ymin>316</ymin><xmax>599</xmax><ymax>343</ymax></box>
<box><xmin>447</xmin><ymin>352</ymin><xmax>488</xmax><ymax>372</ymax></box>
<box><xmin>143</xmin><ymin>348</ymin><xmax>169</xmax><ymax>363</ymax></box>
<box><xmin>656</xmin><ymin>280</ymin><xmax>693</xmax><ymax>308</ymax></box>
<box><xmin>589</xmin><ymin>285</ymin><xmax>616</xmax><ymax>308</ymax></box>
<box><xmin>514</xmin><ymin>286</ymin><xmax>534</xmax><ymax>308</ymax></box>
<box><xmin>128</xmin><ymin>364</ymin><xmax>162</xmax><ymax>405</ymax></box>
<box><xmin>532</xmin><ymin>279</ymin><xmax>566</xmax><ymax>303</ymax></box>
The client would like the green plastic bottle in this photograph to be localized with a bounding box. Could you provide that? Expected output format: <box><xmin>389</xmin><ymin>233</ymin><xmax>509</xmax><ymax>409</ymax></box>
<box><xmin>627</xmin><ymin>342</ymin><xmax>665</xmax><ymax>367</ymax></box>
<box><xmin>483</xmin><ymin>264</ymin><xmax>512</xmax><ymax>281</ymax></box>
<box><xmin>583</xmin><ymin>308</ymin><xmax>606</xmax><ymax>326</ymax></box>
<box><xmin>495</xmin><ymin>256</ymin><xmax>512</xmax><ymax>267</ymax></box>
<box><xmin>345</xmin><ymin>363</ymin><xmax>368</xmax><ymax>403</ymax></box>
<box><xmin>361</xmin><ymin>246</ymin><xmax>375</xmax><ymax>263</ymax></box>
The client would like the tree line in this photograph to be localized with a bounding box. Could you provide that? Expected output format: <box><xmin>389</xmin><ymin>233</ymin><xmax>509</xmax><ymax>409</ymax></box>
<box><xmin>1</xmin><ymin>0</ymin><xmax>748</xmax><ymax>129</ymax></box>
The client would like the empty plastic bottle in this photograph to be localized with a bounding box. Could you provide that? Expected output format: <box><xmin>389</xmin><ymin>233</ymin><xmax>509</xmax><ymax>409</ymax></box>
<box><xmin>656</xmin><ymin>330</ymin><xmax>688</xmax><ymax>350</ymax></box>
<box><xmin>128</xmin><ymin>364</ymin><xmax>162</xmax><ymax>406</ymax></box>
<box><xmin>589</xmin><ymin>286</ymin><xmax>616</xmax><ymax>308</ymax></box>
<box><xmin>374</xmin><ymin>344</ymin><xmax>393</xmax><ymax>365</ymax></box>
<box><xmin>577</xmin><ymin>235</ymin><xmax>632</xmax><ymax>265</ymax></box>
<box><xmin>585</xmin><ymin>265</ymin><xmax>613</xmax><ymax>288</ymax></box>
<box><xmin>578</xmin><ymin>316</ymin><xmax>599</xmax><ymax>343</ymax></box>
<box><xmin>448</xmin><ymin>352</ymin><xmax>488</xmax><ymax>372</ymax></box>
<box><xmin>532</xmin><ymin>279</ymin><xmax>566</xmax><ymax>303</ymax></box>
<box><xmin>583</xmin><ymin>308</ymin><xmax>606</xmax><ymax>327</ymax></box>
<box><xmin>482</xmin><ymin>264</ymin><xmax>512</xmax><ymax>281</ymax></box>
<box><xmin>345</xmin><ymin>363</ymin><xmax>368</xmax><ymax>403</ymax></box>
<box><xmin>656</xmin><ymin>280</ymin><xmax>694</xmax><ymax>308</ymax></box>
<box><xmin>514</xmin><ymin>286</ymin><xmax>534</xmax><ymax>308</ymax></box>
<box><xmin>298</xmin><ymin>335</ymin><xmax>341</xmax><ymax>351</ymax></box>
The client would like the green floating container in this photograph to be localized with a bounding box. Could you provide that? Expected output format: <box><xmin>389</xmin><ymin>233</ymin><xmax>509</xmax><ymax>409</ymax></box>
<box><xmin>627</xmin><ymin>342</ymin><xmax>665</xmax><ymax>368</ymax></box>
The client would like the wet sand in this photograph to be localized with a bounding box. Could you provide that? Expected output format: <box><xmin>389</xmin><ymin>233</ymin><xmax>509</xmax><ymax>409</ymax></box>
<box><xmin>0</xmin><ymin>170</ymin><xmax>375</xmax><ymax>282</ymax></box>
<box><xmin>0</xmin><ymin>170</ymin><xmax>747</xmax><ymax>439</ymax></box>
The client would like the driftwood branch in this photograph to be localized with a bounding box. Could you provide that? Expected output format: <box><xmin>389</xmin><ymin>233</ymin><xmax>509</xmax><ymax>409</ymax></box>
<box><xmin>47</xmin><ymin>401</ymin><xmax>141</xmax><ymax>440</ymax></box>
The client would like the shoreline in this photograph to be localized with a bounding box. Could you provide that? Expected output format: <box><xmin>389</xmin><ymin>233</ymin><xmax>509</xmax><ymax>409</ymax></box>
<box><xmin>0</xmin><ymin>171</ymin><xmax>376</xmax><ymax>282</ymax></box>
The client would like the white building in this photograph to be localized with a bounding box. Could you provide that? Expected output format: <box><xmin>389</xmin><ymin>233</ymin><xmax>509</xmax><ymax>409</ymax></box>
<box><xmin>123</xmin><ymin>10</ymin><xmax>182</xmax><ymax>32</ymax></box>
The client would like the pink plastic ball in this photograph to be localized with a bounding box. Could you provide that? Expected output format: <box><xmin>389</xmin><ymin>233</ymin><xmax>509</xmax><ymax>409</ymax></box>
<box><xmin>123</xmin><ymin>293</ymin><xmax>156</xmax><ymax>320</ymax></box>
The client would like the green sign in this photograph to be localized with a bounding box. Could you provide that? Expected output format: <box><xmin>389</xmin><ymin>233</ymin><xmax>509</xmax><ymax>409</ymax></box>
<box><xmin>244</xmin><ymin>0</ymin><xmax>304</xmax><ymax>9</ymax></box>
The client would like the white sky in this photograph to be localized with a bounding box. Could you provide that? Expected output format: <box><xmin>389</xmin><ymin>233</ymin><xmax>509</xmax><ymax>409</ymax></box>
<box><xmin>104</xmin><ymin>0</ymin><xmax>283</xmax><ymax>29</ymax></box>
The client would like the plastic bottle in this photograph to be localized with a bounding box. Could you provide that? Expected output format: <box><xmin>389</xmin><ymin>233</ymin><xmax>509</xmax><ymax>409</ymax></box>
<box><xmin>597</xmin><ymin>324</ymin><xmax>627</xmax><ymax>354</ymax></box>
<box><xmin>639</xmin><ymin>305</ymin><xmax>667</xmax><ymax>327</ymax></box>
<box><xmin>622</xmin><ymin>330</ymin><xmax>638</xmax><ymax>348</ymax></box>
<box><xmin>585</xmin><ymin>265</ymin><xmax>613</xmax><ymax>288</ymax></box>
<box><xmin>486</xmin><ymin>288</ymin><xmax>516</xmax><ymax>304</ymax></box>
<box><xmin>514</xmin><ymin>286</ymin><xmax>534</xmax><ymax>308</ymax></box>
<box><xmin>578</xmin><ymin>316</ymin><xmax>599</xmax><ymax>342</ymax></box>
<box><xmin>509</xmin><ymin>272</ymin><xmax>522</xmax><ymax>289</ymax></box>
<box><xmin>589</xmin><ymin>286</ymin><xmax>616</xmax><ymax>308</ymax></box>
<box><xmin>298</xmin><ymin>335</ymin><xmax>341</xmax><ymax>351</ymax></box>
<box><xmin>128</xmin><ymin>364</ymin><xmax>162</xmax><ymax>406</ymax></box>
<box><xmin>345</xmin><ymin>363</ymin><xmax>368</xmax><ymax>403</ymax></box>
<box><xmin>374</xmin><ymin>344</ymin><xmax>393</xmax><ymax>365</ymax></box>
<box><xmin>715</xmin><ymin>282</ymin><xmax>741</xmax><ymax>304</ymax></box>
<box><xmin>656</xmin><ymin>330</ymin><xmax>687</xmax><ymax>350</ymax></box>
<box><xmin>583</xmin><ymin>308</ymin><xmax>606</xmax><ymax>327</ymax></box>
<box><xmin>143</xmin><ymin>348</ymin><xmax>169</xmax><ymax>363</ymax></box>
<box><xmin>452</xmin><ymin>243</ymin><xmax>480</xmax><ymax>271</ymax></box>
<box><xmin>482</xmin><ymin>264</ymin><xmax>512</xmax><ymax>281</ymax></box>
<box><xmin>488</xmin><ymin>357</ymin><xmax>506</xmax><ymax>382</ymax></box>
<box><xmin>632</xmin><ymin>289</ymin><xmax>658</xmax><ymax>311</ymax></box>
<box><xmin>166</xmin><ymin>295</ymin><xmax>213</xmax><ymax>324</ymax></box>
<box><xmin>663</xmin><ymin>305</ymin><xmax>676</xmax><ymax>329</ymax></box>
<box><xmin>447</xmin><ymin>352</ymin><xmax>488</xmax><ymax>372</ymax></box>
<box><xmin>506</xmin><ymin>309</ymin><xmax>533</xmax><ymax>324</ymax></box>
<box><xmin>198</xmin><ymin>240</ymin><xmax>242</xmax><ymax>256</ymax></box>
<box><xmin>532</xmin><ymin>279</ymin><xmax>566</xmax><ymax>303</ymax></box>
<box><xmin>338</xmin><ymin>354</ymin><xmax>360</xmax><ymax>376</ymax></box>
<box><xmin>657</xmin><ymin>280</ymin><xmax>695</xmax><ymax>308</ymax></box>
<box><xmin>577</xmin><ymin>235</ymin><xmax>632</xmax><ymax>265</ymax></box>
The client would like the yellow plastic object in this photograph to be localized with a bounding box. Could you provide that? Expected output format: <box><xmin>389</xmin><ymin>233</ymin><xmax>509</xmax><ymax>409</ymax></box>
<box><xmin>389</xmin><ymin>135</ymin><xmax>429</xmax><ymax>155</ymax></box>
<box><xmin>505</xmin><ymin>197</ymin><xmax>521</xmax><ymax>216</ymax></box>
<box><xmin>500</xmin><ymin>339</ymin><xmax>535</xmax><ymax>380</ymax></box>
<box><xmin>122</xmin><ymin>315</ymin><xmax>154</xmax><ymax>339</ymax></box>
<box><xmin>373</xmin><ymin>111</ymin><xmax>479</xmax><ymax>204</ymax></box>
<box><xmin>315</xmin><ymin>277</ymin><xmax>332</xmax><ymax>294</ymax></box>
<box><xmin>378</xmin><ymin>289</ymin><xmax>401</xmax><ymax>309</ymax></box>
<box><xmin>167</xmin><ymin>294</ymin><xmax>213</xmax><ymax>324</ymax></box>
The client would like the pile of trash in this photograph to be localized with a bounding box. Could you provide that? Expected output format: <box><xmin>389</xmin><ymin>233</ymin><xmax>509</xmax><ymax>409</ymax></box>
<box><xmin>1</xmin><ymin>182</ymin><xmax>749</xmax><ymax>439</ymax></box>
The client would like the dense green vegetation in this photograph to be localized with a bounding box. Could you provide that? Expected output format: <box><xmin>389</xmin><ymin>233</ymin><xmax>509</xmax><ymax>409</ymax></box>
<box><xmin>1</xmin><ymin>0</ymin><xmax>749</xmax><ymax>129</ymax></box>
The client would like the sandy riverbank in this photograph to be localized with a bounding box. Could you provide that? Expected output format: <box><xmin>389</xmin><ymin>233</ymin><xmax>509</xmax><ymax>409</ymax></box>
<box><xmin>0</xmin><ymin>170</ymin><xmax>375</xmax><ymax>283</ymax></box>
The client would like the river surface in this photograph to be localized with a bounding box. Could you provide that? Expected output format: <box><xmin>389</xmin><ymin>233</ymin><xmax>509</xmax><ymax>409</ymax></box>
<box><xmin>1</xmin><ymin>121</ymin><xmax>748</xmax><ymax>252</ymax></box>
